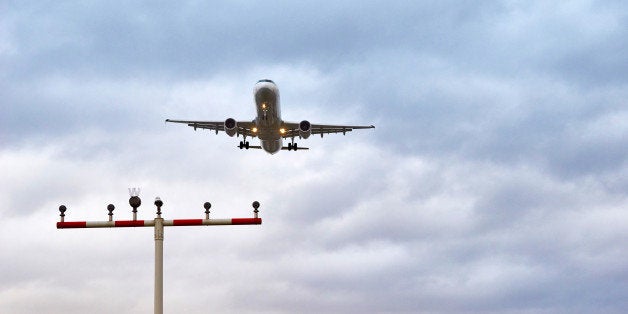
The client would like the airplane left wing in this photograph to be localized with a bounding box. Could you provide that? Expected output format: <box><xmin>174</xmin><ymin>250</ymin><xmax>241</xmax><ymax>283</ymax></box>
<box><xmin>165</xmin><ymin>119</ymin><xmax>257</xmax><ymax>138</ymax></box>
<box><xmin>281</xmin><ymin>121</ymin><xmax>375</xmax><ymax>138</ymax></box>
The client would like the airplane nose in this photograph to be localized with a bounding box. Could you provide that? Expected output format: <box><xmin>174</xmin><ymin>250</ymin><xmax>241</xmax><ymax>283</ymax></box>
<box><xmin>262</xmin><ymin>139</ymin><xmax>282</xmax><ymax>154</ymax></box>
<box><xmin>255</xmin><ymin>87</ymin><xmax>275</xmax><ymax>102</ymax></box>
<box><xmin>257</xmin><ymin>87</ymin><xmax>273</xmax><ymax>97</ymax></box>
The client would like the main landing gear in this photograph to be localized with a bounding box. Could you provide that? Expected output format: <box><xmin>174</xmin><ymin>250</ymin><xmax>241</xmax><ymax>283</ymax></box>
<box><xmin>239</xmin><ymin>141</ymin><xmax>250</xmax><ymax>149</ymax></box>
<box><xmin>287</xmin><ymin>137</ymin><xmax>298</xmax><ymax>151</ymax></box>
<box><xmin>239</xmin><ymin>134</ymin><xmax>251</xmax><ymax>149</ymax></box>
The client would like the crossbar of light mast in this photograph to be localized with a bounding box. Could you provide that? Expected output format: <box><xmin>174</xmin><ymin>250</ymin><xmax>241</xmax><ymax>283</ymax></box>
<box><xmin>57</xmin><ymin>218</ymin><xmax>262</xmax><ymax>229</ymax></box>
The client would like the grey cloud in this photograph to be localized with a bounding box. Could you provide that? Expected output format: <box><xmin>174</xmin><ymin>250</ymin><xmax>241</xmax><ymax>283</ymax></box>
<box><xmin>4</xmin><ymin>1</ymin><xmax>626</xmax><ymax>84</ymax></box>
<box><xmin>3</xmin><ymin>135</ymin><xmax>627</xmax><ymax>313</ymax></box>
<box><xmin>326</xmin><ymin>51</ymin><xmax>628</xmax><ymax>179</ymax></box>
<box><xmin>2</xmin><ymin>1</ymin><xmax>628</xmax><ymax>313</ymax></box>
<box><xmin>2</xmin><ymin>1</ymin><xmax>512</xmax><ymax>79</ymax></box>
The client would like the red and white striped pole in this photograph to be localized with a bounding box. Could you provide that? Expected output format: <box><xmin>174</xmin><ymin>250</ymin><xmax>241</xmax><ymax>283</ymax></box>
<box><xmin>57</xmin><ymin>194</ymin><xmax>262</xmax><ymax>314</ymax></box>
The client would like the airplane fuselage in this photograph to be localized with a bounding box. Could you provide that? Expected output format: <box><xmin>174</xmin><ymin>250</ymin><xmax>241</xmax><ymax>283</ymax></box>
<box><xmin>254</xmin><ymin>80</ymin><xmax>283</xmax><ymax>154</ymax></box>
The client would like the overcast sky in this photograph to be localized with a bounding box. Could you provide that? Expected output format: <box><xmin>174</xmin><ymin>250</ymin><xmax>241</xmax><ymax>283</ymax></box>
<box><xmin>1</xmin><ymin>1</ymin><xmax>627</xmax><ymax>313</ymax></box>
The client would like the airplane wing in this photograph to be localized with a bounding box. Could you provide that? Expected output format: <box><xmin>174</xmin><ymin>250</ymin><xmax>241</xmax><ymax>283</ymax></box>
<box><xmin>281</xmin><ymin>121</ymin><xmax>375</xmax><ymax>138</ymax></box>
<box><xmin>165</xmin><ymin>119</ymin><xmax>257</xmax><ymax>138</ymax></box>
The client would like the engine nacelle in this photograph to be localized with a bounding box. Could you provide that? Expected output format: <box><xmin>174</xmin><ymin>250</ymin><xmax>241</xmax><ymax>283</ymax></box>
<box><xmin>299</xmin><ymin>120</ymin><xmax>311</xmax><ymax>139</ymax></box>
<box><xmin>224</xmin><ymin>118</ymin><xmax>237</xmax><ymax>137</ymax></box>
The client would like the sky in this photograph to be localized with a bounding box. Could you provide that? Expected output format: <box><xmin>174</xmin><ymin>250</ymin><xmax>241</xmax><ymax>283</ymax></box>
<box><xmin>1</xmin><ymin>1</ymin><xmax>627</xmax><ymax>313</ymax></box>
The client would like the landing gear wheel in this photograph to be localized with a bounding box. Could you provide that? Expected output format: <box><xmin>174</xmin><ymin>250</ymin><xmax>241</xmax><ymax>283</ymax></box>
<box><xmin>288</xmin><ymin>143</ymin><xmax>293</xmax><ymax>151</ymax></box>
<box><xmin>239</xmin><ymin>141</ymin><xmax>244</xmax><ymax>149</ymax></box>
<box><xmin>245</xmin><ymin>141</ymin><xmax>250</xmax><ymax>149</ymax></box>
<box><xmin>293</xmin><ymin>142</ymin><xmax>298</xmax><ymax>151</ymax></box>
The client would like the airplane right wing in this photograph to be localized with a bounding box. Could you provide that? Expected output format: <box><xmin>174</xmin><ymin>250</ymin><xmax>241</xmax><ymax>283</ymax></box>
<box><xmin>165</xmin><ymin>119</ymin><xmax>257</xmax><ymax>138</ymax></box>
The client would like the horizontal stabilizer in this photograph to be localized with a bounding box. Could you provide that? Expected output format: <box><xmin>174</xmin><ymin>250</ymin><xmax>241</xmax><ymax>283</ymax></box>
<box><xmin>281</xmin><ymin>146</ymin><xmax>309</xmax><ymax>150</ymax></box>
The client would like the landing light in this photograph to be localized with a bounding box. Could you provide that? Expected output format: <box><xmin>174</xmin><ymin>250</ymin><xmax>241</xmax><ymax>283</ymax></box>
<box><xmin>252</xmin><ymin>127</ymin><xmax>258</xmax><ymax>133</ymax></box>
<box><xmin>279</xmin><ymin>128</ymin><xmax>286</xmax><ymax>134</ymax></box>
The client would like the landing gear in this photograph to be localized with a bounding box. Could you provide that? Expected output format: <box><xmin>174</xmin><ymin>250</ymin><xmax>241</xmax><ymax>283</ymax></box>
<box><xmin>287</xmin><ymin>140</ymin><xmax>298</xmax><ymax>151</ymax></box>
<box><xmin>239</xmin><ymin>134</ymin><xmax>251</xmax><ymax>150</ymax></box>
<box><xmin>239</xmin><ymin>141</ymin><xmax>250</xmax><ymax>149</ymax></box>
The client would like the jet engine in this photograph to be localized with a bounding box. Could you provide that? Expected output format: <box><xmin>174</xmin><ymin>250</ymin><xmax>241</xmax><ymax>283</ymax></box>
<box><xmin>299</xmin><ymin>120</ymin><xmax>311</xmax><ymax>139</ymax></box>
<box><xmin>224</xmin><ymin>118</ymin><xmax>237</xmax><ymax>137</ymax></box>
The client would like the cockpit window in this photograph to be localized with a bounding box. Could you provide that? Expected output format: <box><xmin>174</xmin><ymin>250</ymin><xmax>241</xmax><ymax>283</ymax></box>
<box><xmin>257</xmin><ymin>79</ymin><xmax>274</xmax><ymax>84</ymax></box>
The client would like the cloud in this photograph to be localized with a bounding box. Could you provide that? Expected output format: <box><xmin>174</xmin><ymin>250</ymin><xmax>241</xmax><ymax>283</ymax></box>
<box><xmin>1</xmin><ymin>1</ymin><xmax>628</xmax><ymax>313</ymax></box>
<box><xmin>2</xmin><ymin>126</ymin><xmax>627</xmax><ymax>313</ymax></box>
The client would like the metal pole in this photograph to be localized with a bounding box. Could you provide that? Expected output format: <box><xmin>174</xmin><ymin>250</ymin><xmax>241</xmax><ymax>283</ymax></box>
<box><xmin>154</xmin><ymin>197</ymin><xmax>164</xmax><ymax>314</ymax></box>
<box><xmin>155</xmin><ymin>217</ymin><xmax>163</xmax><ymax>314</ymax></box>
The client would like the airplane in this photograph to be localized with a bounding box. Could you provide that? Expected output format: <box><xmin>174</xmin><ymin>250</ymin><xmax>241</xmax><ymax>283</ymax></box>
<box><xmin>165</xmin><ymin>79</ymin><xmax>375</xmax><ymax>154</ymax></box>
